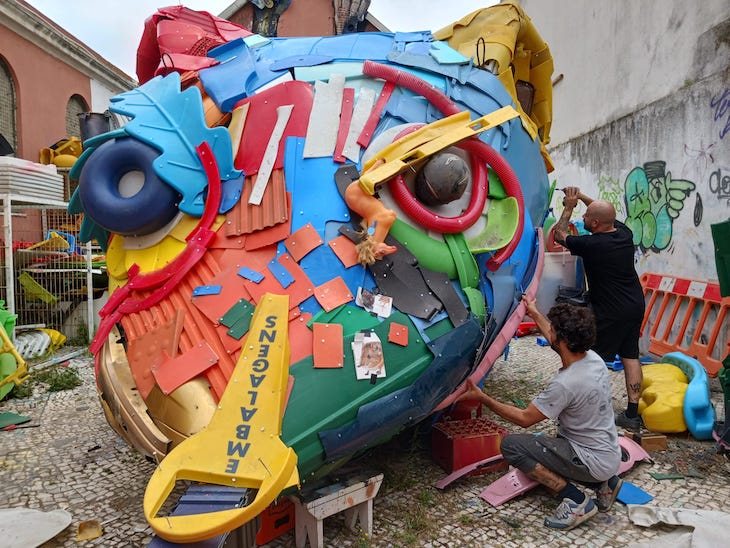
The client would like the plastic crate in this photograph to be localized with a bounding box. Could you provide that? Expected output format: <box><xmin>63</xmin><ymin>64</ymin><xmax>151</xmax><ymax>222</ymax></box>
<box><xmin>431</xmin><ymin>417</ymin><xmax>509</xmax><ymax>475</ymax></box>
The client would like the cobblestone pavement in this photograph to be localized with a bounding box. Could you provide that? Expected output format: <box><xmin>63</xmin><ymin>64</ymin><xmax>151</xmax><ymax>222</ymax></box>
<box><xmin>2</xmin><ymin>336</ymin><xmax>729</xmax><ymax>547</ymax></box>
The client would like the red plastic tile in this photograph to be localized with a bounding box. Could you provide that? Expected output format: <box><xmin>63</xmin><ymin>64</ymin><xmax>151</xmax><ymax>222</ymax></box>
<box><xmin>191</xmin><ymin>264</ymin><xmax>253</xmax><ymax>325</ymax></box>
<box><xmin>328</xmin><ymin>234</ymin><xmax>360</xmax><ymax>268</ymax></box>
<box><xmin>388</xmin><ymin>322</ymin><xmax>409</xmax><ymax>346</ymax></box>
<box><xmin>244</xmin><ymin>253</ymin><xmax>314</xmax><ymax>309</ymax></box>
<box><xmin>312</xmin><ymin>322</ymin><xmax>344</xmax><ymax>368</ymax></box>
<box><xmin>289</xmin><ymin>312</ymin><xmax>313</xmax><ymax>366</ymax></box>
<box><xmin>126</xmin><ymin>310</ymin><xmax>184</xmax><ymax>399</ymax></box>
<box><xmin>152</xmin><ymin>341</ymin><xmax>219</xmax><ymax>395</ymax></box>
<box><xmin>284</xmin><ymin>222</ymin><xmax>323</xmax><ymax>262</ymax></box>
<box><xmin>314</xmin><ymin>277</ymin><xmax>354</xmax><ymax>312</ymax></box>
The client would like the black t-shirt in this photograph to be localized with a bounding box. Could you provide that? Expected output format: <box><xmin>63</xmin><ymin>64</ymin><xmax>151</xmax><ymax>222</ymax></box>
<box><xmin>565</xmin><ymin>221</ymin><xmax>645</xmax><ymax>320</ymax></box>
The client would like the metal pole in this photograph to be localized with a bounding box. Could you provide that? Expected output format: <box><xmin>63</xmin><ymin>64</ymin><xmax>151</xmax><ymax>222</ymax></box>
<box><xmin>2</xmin><ymin>196</ymin><xmax>15</xmax><ymax>319</ymax></box>
<box><xmin>86</xmin><ymin>240</ymin><xmax>94</xmax><ymax>343</ymax></box>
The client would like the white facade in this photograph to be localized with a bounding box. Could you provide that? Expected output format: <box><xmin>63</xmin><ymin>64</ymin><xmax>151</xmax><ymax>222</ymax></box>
<box><xmin>521</xmin><ymin>0</ymin><xmax>730</xmax><ymax>283</ymax></box>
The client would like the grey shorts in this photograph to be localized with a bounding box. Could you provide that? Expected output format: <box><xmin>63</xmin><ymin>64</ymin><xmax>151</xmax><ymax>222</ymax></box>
<box><xmin>500</xmin><ymin>433</ymin><xmax>602</xmax><ymax>485</ymax></box>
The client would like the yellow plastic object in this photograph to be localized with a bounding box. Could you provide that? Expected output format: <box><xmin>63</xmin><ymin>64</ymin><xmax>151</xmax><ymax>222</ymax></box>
<box><xmin>39</xmin><ymin>137</ymin><xmax>83</xmax><ymax>166</ymax></box>
<box><xmin>143</xmin><ymin>293</ymin><xmax>299</xmax><ymax>543</ymax></box>
<box><xmin>358</xmin><ymin>106</ymin><xmax>519</xmax><ymax>195</ymax></box>
<box><xmin>26</xmin><ymin>231</ymin><xmax>70</xmax><ymax>252</ymax></box>
<box><xmin>18</xmin><ymin>272</ymin><xmax>59</xmax><ymax>304</ymax></box>
<box><xmin>0</xmin><ymin>325</ymin><xmax>29</xmax><ymax>392</ymax></box>
<box><xmin>39</xmin><ymin>328</ymin><xmax>66</xmax><ymax>351</ymax></box>
<box><xmin>433</xmin><ymin>1</ymin><xmax>554</xmax><ymax>171</ymax></box>
<box><xmin>638</xmin><ymin>363</ymin><xmax>688</xmax><ymax>433</ymax></box>
<box><xmin>105</xmin><ymin>215</ymin><xmax>226</xmax><ymax>293</ymax></box>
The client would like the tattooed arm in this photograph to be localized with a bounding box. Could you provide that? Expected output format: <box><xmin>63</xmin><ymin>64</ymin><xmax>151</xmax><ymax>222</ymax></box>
<box><xmin>553</xmin><ymin>187</ymin><xmax>579</xmax><ymax>245</ymax></box>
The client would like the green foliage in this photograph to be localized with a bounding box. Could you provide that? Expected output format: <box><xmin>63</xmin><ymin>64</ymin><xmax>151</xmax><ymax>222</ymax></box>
<box><xmin>33</xmin><ymin>365</ymin><xmax>82</xmax><ymax>392</ymax></box>
<box><xmin>7</xmin><ymin>380</ymin><xmax>33</xmax><ymax>399</ymax></box>
<box><xmin>5</xmin><ymin>365</ymin><xmax>83</xmax><ymax>399</ymax></box>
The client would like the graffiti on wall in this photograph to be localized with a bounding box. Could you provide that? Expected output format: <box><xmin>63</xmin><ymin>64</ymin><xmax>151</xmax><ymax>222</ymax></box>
<box><xmin>709</xmin><ymin>168</ymin><xmax>730</xmax><ymax>204</ymax></box>
<box><xmin>597</xmin><ymin>175</ymin><xmax>624</xmax><ymax>216</ymax></box>
<box><xmin>624</xmin><ymin>161</ymin><xmax>695</xmax><ymax>251</ymax></box>
<box><xmin>710</xmin><ymin>88</ymin><xmax>729</xmax><ymax>140</ymax></box>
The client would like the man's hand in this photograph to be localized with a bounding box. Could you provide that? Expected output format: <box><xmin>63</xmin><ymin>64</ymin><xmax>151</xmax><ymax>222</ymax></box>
<box><xmin>522</xmin><ymin>295</ymin><xmax>539</xmax><ymax>319</ymax></box>
<box><xmin>455</xmin><ymin>378</ymin><xmax>485</xmax><ymax>404</ymax></box>
<box><xmin>561</xmin><ymin>186</ymin><xmax>580</xmax><ymax>209</ymax></box>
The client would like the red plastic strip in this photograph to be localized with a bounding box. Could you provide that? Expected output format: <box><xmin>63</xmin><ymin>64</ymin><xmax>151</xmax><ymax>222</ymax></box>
<box><xmin>90</xmin><ymin>142</ymin><xmax>222</xmax><ymax>356</ymax></box>
<box><xmin>233</xmin><ymin>81</ymin><xmax>314</xmax><ymax>175</ymax></box>
<box><xmin>357</xmin><ymin>80</ymin><xmax>395</xmax><ymax>148</ymax></box>
<box><xmin>362</xmin><ymin>61</ymin><xmax>460</xmax><ymax>117</ymax></box>
<box><xmin>333</xmin><ymin>88</ymin><xmax>355</xmax><ymax>164</ymax></box>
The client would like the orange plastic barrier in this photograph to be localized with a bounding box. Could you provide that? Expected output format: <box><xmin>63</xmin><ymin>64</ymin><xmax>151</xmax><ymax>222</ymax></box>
<box><xmin>641</xmin><ymin>273</ymin><xmax>730</xmax><ymax>377</ymax></box>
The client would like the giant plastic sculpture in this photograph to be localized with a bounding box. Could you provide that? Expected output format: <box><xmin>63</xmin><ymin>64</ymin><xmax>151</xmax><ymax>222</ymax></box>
<box><xmin>69</xmin><ymin>2</ymin><xmax>555</xmax><ymax>541</ymax></box>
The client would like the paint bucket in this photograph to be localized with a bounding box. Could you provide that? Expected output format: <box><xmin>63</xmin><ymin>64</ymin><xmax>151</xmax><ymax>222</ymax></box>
<box><xmin>78</xmin><ymin>112</ymin><xmax>112</xmax><ymax>143</ymax></box>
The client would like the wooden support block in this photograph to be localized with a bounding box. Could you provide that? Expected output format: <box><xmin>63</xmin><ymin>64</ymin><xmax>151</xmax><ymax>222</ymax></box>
<box><xmin>288</xmin><ymin>471</ymin><xmax>383</xmax><ymax>548</ymax></box>
<box><xmin>628</xmin><ymin>431</ymin><xmax>667</xmax><ymax>451</ymax></box>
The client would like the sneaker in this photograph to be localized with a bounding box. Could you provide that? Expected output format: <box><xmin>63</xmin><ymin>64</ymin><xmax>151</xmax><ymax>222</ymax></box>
<box><xmin>615</xmin><ymin>411</ymin><xmax>643</xmax><ymax>431</ymax></box>
<box><xmin>544</xmin><ymin>496</ymin><xmax>598</xmax><ymax>530</ymax></box>
<box><xmin>596</xmin><ymin>476</ymin><xmax>623</xmax><ymax>512</ymax></box>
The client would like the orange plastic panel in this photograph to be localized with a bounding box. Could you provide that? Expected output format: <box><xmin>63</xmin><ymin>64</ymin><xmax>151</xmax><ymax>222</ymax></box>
<box><xmin>388</xmin><ymin>322</ymin><xmax>409</xmax><ymax>346</ymax></box>
<box><xmin>152</xmin><ymin>341</ymin><xmax>219</xmax><ymax>395</ymax></box>
<box><xmin>226</xmin><ymin>170</ymin><xmax>288</xmax><ymax>236</ymax></box>
<box><xmin>328</xmin><ymin>234</ymin><xmax>360</xmax><ymax>268</ymax></box>
<box><xmin>313</xmin><ymin>277</ymin><xmax>354</xmax><ymax>313</ymax></box>
<box><xmin>312</xmin><ymin>322</ymin><xmax>344</xmax><ymax>368</ymax></box>
<box><xmin>289</xmin><ymin>312</ymin><xmax>313</xmax><ymax>365</ymax></box>
<box><xmin>284</xmin><ymin>222</ymin><xmax>323</xmax><ymax>262</ymax></box>
<box><xmin>245</xmin><ymin>191</ymin><xmax>292</xmax><ymax>250</ymax></box>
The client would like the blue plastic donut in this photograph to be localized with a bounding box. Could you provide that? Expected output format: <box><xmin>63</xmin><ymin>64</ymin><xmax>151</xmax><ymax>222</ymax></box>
<box><xmin>78</xmin><ymin>138</ymin><xmax>180</xmax><ymax>236</ymax></box>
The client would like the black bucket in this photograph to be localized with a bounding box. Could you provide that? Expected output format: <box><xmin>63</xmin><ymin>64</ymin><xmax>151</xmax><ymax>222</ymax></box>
<box><xmin>78</xmin><ymin>111</ymin><xmax>112</xmax><ymax>143</ymax></box>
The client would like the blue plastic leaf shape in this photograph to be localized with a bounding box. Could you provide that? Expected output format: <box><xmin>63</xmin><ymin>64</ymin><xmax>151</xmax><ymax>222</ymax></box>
<box><xmin>109</xmin><ymin>73</ymin><xmax>241</xmax><ymax>216</ymax></box>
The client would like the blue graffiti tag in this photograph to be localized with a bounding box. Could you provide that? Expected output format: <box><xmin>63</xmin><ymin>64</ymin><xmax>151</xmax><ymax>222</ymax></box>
<box><xmin>710</xmin><ymin>89</ymin><xmax>730</xmax><ymax>139</ymax></box>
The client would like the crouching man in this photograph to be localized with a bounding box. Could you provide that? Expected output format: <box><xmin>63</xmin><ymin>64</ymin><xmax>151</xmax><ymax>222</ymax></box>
<box><xmin>457</xmin><ymin>298</ymin><xmax>622</xmax><ymax>530</ymax></box>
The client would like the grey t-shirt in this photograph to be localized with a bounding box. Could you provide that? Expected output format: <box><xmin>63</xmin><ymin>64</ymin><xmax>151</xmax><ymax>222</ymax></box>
<box><xmin>532</xmin><ymin>350</ymin><xmax>621</xmax><ymax>481</ymax></box>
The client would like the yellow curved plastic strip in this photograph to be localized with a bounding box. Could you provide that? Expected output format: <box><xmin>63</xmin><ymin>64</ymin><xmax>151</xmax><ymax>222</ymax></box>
<box><xmin>359</xmin><ymin>106</ymin><xmax>519</xmax><ymax>195</ymax></box>
<box><xmin>144</xmin><ymin>293</ymin><xmax>299</xmax><ymax>543</ymax></box>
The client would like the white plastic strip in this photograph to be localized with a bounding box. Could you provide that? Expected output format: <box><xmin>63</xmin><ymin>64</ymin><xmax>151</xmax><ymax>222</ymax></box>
<box><xmin>342</xmin><ymin>87</ymin><xmax>377</xmax><ymax>163</ymax></box>
<box><xmin>302</xmin><ymin>74</ymin><xmax>345</xmax><ymax>158</ymax></box>
<box><xmin>249</xmin><ymin>104</ymin><xmax>294</xmax><ymax>205</ymax></box>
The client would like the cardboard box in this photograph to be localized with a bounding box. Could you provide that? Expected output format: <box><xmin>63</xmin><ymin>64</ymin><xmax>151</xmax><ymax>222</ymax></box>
<box><xmin>628</xmin><ymin>431</ymin><xmax>667</xmax><ymax>451</ymax></box>
<box><xmin>431</xmin><ymin>417</ymin><xmax>509</xmax><ymax>475</ymax></box>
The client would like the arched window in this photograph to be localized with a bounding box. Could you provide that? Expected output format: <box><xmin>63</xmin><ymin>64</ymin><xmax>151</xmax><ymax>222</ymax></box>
<box><xmin>0</xmin><ymin>57</ymin><xmax>17</xmax><ymax>155</ymax></box>
<box><xmin>65</xmin><ymin>94</ymin><xmax>89</xmax><ymax>138</ymax></box>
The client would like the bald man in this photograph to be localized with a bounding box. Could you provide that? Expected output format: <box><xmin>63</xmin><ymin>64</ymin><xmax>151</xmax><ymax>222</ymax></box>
<box><xmin>553</xmin><ymin>187</ymin><xmax>645</xmax><ymax>431</ymax></box>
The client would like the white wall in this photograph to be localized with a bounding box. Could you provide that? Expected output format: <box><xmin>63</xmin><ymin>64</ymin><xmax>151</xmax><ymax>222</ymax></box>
<box><xmin>519</xmin><ymin>0</ymin><xmax>730</xmax><ymax>284</ymax></box>
<box><xmin>521</xmin><ymin>0</ymin><xmax>730</xmax><ymax>145</ymax></box>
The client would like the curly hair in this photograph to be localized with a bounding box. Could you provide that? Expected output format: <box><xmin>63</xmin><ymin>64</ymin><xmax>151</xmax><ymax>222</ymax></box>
<box><xmin>547</xmin><ymin>303</ymin><xmax>596</xmax><ymax>353</ymax></box>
